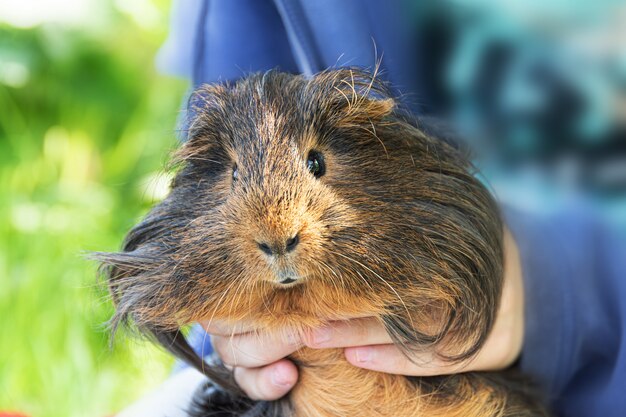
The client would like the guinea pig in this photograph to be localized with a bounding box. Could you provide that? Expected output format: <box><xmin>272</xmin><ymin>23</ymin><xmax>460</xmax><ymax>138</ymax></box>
<box><xmin>96</xmin><ymin>69</ymin><xmax>548</xmax><ymax>417</ymax></box>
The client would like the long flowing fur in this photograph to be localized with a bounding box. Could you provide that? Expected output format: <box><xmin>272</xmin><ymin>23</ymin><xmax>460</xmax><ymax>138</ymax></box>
<box><xmin>95</xmin><ymin>69</ymin><xmax>548</xmax><ymax>416</ymax></box>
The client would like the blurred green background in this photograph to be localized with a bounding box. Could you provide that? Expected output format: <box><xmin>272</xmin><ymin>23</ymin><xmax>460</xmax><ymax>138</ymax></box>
<box><xmin>0</xmin><ymin>1</ymin><xmax>188</xmax><ymax>416</ymax></box>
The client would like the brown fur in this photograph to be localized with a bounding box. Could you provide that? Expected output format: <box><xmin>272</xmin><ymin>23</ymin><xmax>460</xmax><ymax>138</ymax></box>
<box><xmin>96</xmin><ymin>69</ymin><xmax>548</xmax><ymax>416</ymax></box>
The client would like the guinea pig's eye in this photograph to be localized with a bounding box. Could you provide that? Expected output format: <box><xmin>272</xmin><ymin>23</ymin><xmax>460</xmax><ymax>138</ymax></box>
<box><xmin>232</xmin><ymin>164</ymin><xmax>239</xmax><ymax>182</ymax></box>
<box><xmin>307</xmin><ymin>151</ymin><xmax>325</xmax><ymax>178</ymax></box>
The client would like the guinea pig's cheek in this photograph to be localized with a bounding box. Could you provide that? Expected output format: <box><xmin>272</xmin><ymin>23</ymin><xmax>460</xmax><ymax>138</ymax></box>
<box><xmin>314</xmin><ymin>196</ymin><xmax>356</xmax><ymax>233</ymax></box>
<box><xmin>294</xmin><ymin>228</ymin><xmax>325</xmax><ymax>264</ymax></box>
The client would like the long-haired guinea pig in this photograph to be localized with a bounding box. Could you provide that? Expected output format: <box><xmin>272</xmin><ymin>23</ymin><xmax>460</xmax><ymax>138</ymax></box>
<box><xmin>96</xmin><ymin>69</ymin><xmax>549</xmax><ymax>417</ymax></box>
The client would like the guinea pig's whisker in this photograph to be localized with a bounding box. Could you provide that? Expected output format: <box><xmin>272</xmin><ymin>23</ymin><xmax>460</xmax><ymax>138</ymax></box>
<box><xmin>204</xmin><ymin>273</ymin><xmax>242</xmax><ymax>331</ymax></box>
<box><xmin>260</xmin><ymin>281</ymin><xmax>275</xmax><ymax>319</ymax></box>
<box><xmin>334</xmin><ymin>252</ymin><xmax>415</xmax><ymax>330</ymax></box>
<box><xmin>318</xmin><ymin>260</ymin><xmax>344</xmax><ymax>290</ymax></box>
<box><xmin>228</xmin><ymin>269</ymin><xmax>253</xmax><ymax>322</ymax></box>
<box><xmin>317</xmin><ymin>260</ymin><xmax>341</xmax><ymax>295</ymax></box>
<box><xmin>247</xmin><ymin>277</ymin><xmax>259</xmax><ymax>316</ymax></box>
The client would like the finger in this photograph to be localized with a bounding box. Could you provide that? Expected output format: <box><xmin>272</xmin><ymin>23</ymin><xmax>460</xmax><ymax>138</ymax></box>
<box><xmin>213</xmin><ymin>331</ymin><xmax>301</xmax><ymax>368</ymax></box>
<box><xmin>344</xmin><ymin>344</ymin><xmax>477</xmax><ymax>376</ymax></box>
<box><xmin>345</xmin><ymin>322</ymin><xmax>520</xmax><ymax>376</ymax></box>
<box><xmin>302</xmin><ymin>317</ymin><xmax>393</xmax><ymax>348</ymax></box>
<box><xmin>470</xmin><ymin>319</ymin><xmax>522</xmax><ymax>371</ymax></box>
<box><xmin>199</xmin><ymin>320</ymin><xmax>255</xmax><ymax>336</ymax></box>
<box><xmin>233</xmin><ymin>360</ymin><xmax>298</xmax><ymax>401</ymax></box>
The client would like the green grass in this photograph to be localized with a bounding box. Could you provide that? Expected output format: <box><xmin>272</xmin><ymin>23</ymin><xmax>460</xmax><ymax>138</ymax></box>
<box><xmin>0</xmin><ymin>3</ymin><xmax>190</xmax><ymax>416</ymax></box>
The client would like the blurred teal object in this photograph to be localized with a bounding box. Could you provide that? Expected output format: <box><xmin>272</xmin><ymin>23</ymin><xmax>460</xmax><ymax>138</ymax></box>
<box><xmin>408</xmin><ymin>0</ymin><xmax>626</xmax><ymax>232</ymax></box>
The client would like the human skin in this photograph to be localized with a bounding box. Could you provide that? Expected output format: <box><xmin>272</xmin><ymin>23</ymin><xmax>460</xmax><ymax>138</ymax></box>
<box><xmin>205</xmin><ymin>227</ymin><xmax>524</xmax><ymax>401</ymax></box>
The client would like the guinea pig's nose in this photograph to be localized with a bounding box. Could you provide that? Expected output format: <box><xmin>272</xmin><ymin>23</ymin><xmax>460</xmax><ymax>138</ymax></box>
<box><xmin>277</xmin><ymin>270</ymin><xmax>299</xmax><ymax>285</ymax></box>
<box><xmin>257</xmin><ymin>234</ymin><xmax>299</xmax><ymax>256</ymax></box>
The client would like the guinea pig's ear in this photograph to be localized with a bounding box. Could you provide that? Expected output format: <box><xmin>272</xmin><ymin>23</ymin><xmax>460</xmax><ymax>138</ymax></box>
<box><xmin>317</xmin><ymin>68</ymin><xmax>396</xmax><ymax>127</ymax></box>
<box><xmin>185</xmin><ymin>83</ymin><xmax>231</xmax><ymax>140</ymax></box>
<box><xmin>175</xmin><ymin>84</ymin><xmax>232</xmax><ymax>163</ymax></box>
<box><xmin>337</xmin><ymin>95</ymin><xmax>395</xmax><ymax>128</ymax></box>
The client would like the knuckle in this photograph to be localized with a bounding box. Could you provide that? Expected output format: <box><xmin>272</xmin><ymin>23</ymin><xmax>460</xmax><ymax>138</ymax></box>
<box><xmin>211</xmin><ymin>336</ymin><xmax>225</xmax><ymax>354</ymax></box>
<box><xmin>493</xmin><ymin>332</ymin><xmax>516</xmax><ymax>368</ymax></box>
<box><xmin>303</xmin><ymin>328</ymin><xmax>331</xmax><ymax>348</ymax></box>
<box><xmin>244</xmin><ymin>370</ymin><xmax>271</xmax><ymax>400</ymax></box>
<box><xmin>233</xmin><ymin>367</ymin><xmax>256</xmax><ymax>399</ymax></box>
<box><xmin>389</xmin><ymin>350</ymin><xmax>409</xmax><ymax>370</ymax></box>
<box><xmin>203</xmin><ymin>321</ymin><xmax>229</xmax><ymax>335</ymax></box>
<box><xmin>355</xmin><ymin>321</ymin><xmax>371</xmax><ymax>341</ymax></box>
<box><xmin>402</xmin><ymin>350</ymin><xmax>444</xmax><ymax>376</ymax></box>
<box><xmin>301</xmin><ymin>334</ymin><xmax>315</xmax><ymax>348</ymax></box>
<box><xmin>213</xmin><ymin>338</ymin><xmax>237</xmax><ymax>365</ymax></box>
<box><xmin>496</xmin><ymin>347</ymin><xmax>517</xmax><ymax>369</ymax></box>
<box><xmin>252</xmin><ymin>377</ymin><xmax>272</xmax><ymax>400</ymax></box>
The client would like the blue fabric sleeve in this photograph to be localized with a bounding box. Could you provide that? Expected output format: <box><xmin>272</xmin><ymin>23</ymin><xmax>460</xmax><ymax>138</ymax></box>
<box><xmin>505</xmin><ymin>208</ymin><xmax>626</xmax><ymax>417</ymax></box>
<box><xmin>172</xmin><ymin>324</ymin><xmax>214</xmax><ymax>374</ymax></box>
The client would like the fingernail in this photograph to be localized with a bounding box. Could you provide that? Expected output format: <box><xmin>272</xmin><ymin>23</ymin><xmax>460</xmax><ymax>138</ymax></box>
<box><xmin>312</xmin><ymin>327</ymin><xmax>332</xmax><ymax>345</ymax></box>
<box><xmin>354</xmin><ymin>347</ymin><xmax>373</xmax><ymax>363</ymax></box>
<box><xmin>271</xmin><ymin>367</ymin><xmax>292</xmax><ymax>387</ymax></box>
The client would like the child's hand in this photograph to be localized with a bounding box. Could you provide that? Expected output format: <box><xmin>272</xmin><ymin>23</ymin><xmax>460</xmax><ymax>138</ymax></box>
<box><xmin>205</xmin><ymin>228</ymin><xmax>524</xmax><ymax>401</ymax></box>
<box><xmin>314</xmin><ymin>228</ymin><xmax>524</xmax><ymax>376</ymax></box>
<box><xmin>203</xmin><ymin>321</ymin><xmax>301</xmax><ymax>400</ymax></box>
